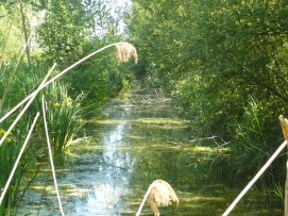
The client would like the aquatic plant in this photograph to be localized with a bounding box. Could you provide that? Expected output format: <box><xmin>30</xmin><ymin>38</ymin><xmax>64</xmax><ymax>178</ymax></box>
<box><xmin>0</xmin><ymin>42</ymin><xmax>138</xmax><ymax>123</ymax></box>
<box><xmin>0</xmin><ymin>128</ymin><xmax>21</xmax><ymax>215</ymax></box>
<box><xmin>0</xmin><ymin>41</ymin><xmax>138</xmax><ymax>214</ymax></box>
<box><xmin>136</xmin><ymin>180</ymin><xmax>179</xmax><ymax>216</ymax></box>
<box><xmin>0</xmin><ymin>65</ymin><xmax>55</xmax><ymax>215</ymax></box>
<box><xmin>0</xmin><ymin>113</ymin><xmax>41</xmax><ymax>216</ymax></box>
<box><xmin>44</xmin><ymin>82</ymin><xmax>85</xmax><ymax>155</ymax></box>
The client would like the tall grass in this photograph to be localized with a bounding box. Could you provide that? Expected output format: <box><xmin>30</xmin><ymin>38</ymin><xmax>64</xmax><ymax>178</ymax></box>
<box><xmin>0</xmin><ymin>113</ymin><xmax>40</xmax><ymax>216</ymax></box>
<box><xmin>226</xmin><ymin>96</ymin><xmax>285</xmax><ymax>190</ymax></box>
<box><xmin>44</xmin><ymin>82</ymin><xmax>85</xmax><ymax>155</ymax></box>
<box><xmin>0</xmin><ymin>62</ymin><xmax>55</xmax><ymax>215</ymax></box>
<box><xmin>0</xmin><ymin>41</ymin><xmax>138</xmax><ymax>214</ymax></box>
<box><xmin>0</xmin><ymin>62</ymin><xmax>84</xmax><ymax>213</ymax></box>
<box><xmin>0</xmin><ymin>128</ymin><xmax>19</xmax><ymax>215</ymax></box>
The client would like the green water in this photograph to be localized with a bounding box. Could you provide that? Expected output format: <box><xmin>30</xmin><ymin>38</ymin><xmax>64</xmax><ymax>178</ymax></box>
<box><xmin>18</xmin><ymin>90</ymin><xmax>283</xmax><ymax>215</ymax></box>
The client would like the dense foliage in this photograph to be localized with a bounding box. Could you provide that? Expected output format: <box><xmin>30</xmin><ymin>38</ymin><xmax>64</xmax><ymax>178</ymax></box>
<box><xmin>127</xmin><ymin>0</ymin><xmax>288</xmax><ymax>188</ymax></box>
<box><xmin>1</xmin><ymin>0</ymin><xmax>288</xmax><ymax>213</ymax></box>
<box><xmin>0</xmin><ymin>0</ymin><xmax>133</xmax><ymax>214</ymax></box>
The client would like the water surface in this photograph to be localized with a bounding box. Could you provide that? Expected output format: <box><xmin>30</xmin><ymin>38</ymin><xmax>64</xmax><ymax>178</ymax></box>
<box><xmin>19</xmin><ymin>90</ymin><xmax>283</xmax><ymax>215</ymax></box>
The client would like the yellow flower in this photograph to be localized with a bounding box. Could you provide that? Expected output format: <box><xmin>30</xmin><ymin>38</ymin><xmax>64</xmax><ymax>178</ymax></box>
<box><xmin>64</xmin><ymin>97</ymin><xmax>73</xmax><ymax>107</ymax></box>
<box><xmin>65</xmin><ymin>102</ymin><xmax>71</xmax><ymax>107</ymax></box>
<box><xmin>53</xmin><ymin>102</ymin><xmax>60</xmax><ymax>108</ymax></box>
<box><xmin>6</xmin><ymin>137</ymin><xmax>12</xmax><ymax>143</ymax></box>
<box><xmin>0</xmin><ymin>129</ymin><xmax>6</xmax><ymax>136</ymax></box>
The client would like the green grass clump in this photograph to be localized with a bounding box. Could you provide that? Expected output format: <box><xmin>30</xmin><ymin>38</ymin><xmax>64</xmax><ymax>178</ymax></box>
<box><xmin>44</xmin><ymin>82</ymin><xmax>86</xmax><ymax>155</ymax></box>
<box><xmin>0</xmin><ymin>128</ymin><xmax>18</xmax><ymax>215</ymax></box>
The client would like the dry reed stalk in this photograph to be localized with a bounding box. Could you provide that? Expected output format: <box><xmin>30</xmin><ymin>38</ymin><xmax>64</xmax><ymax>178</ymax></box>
<box><xmin>279</xmin><ymin>115</ymin><xmax>288</xmax><ymax>141</ymax></box>
<box><xmin>115</xmin><ymin>42</ymin><xmax>138</xmax><ymax>64</ymax></box>
<box><xmin>136</xmin><ymin>179</ymin><xmax>179</xmax><ymax>216</ymax></box>
<box><xmin>279</xmin><ymin>115</ymin><xmax>288</xmax><ymax>216</ymax></box>
<box><xmin>0</xmin><ymin>42</ymin><xmax>137</xmax><ymax>124</ymax></box>
<box><xmin>0</xmin><ymin>63</ymin><xmax>57</xmax><ymax>147</ymax></box>
<box><xmin>0</xmin><ymin>112</ymin><xmax>40</xmax><ymax>206</ymax></box>
<box><xmin>0</xmin><ymin>4</ymin><xmax>18</xmax><ymax>69</ymax></box>
<box><xmin>0</xmin><ymin>24</ymin><xmax>35</xmax><ymax>110</ymax></box>
<box><xmin>0</xmin><ymin>63</ymin><xmax>9</xmax><ymax>81</ymax></box>
<box><xmin>42</xmin><ymin>96</ymin><xmax>65</xmax><ymax>216</ymax></box>
<box><xmin>223</xmin><ymin>141</ymin><xmax>288</xmax><ymax>216</ymax></box>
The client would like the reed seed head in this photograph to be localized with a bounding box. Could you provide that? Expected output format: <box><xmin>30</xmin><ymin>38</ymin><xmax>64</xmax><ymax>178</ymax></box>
<box><xmin>148</xmin><ymin>180</ymin><xmax>179</xmax><ymax>216</ymax></box>
<box><xmin>115</xmin><ymin>42</ymin><xmax>138</xmax><ymax>64</ymax></box>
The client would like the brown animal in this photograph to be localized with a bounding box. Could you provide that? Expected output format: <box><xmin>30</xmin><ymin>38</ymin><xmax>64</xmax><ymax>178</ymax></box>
<box><xmin>148</xmin><ymin>180</ymin><xmax>179</xmax><ymax>216</ymax></box>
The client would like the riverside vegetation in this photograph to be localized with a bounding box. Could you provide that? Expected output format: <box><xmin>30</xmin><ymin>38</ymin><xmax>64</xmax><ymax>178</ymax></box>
<box><xmin>127</xmin><ymin>0</ymin><xmax>288</xmax><ymax>200</ymax></box>
<box><xmin>0</xmin><ymin>1</ymin><xmax>137</xmax><ymax>214</ymax></box>
<box><xmin>0</xmin><ymin>40</ymin><xmax>138</xmax><ymax>214</ymax></box>
<box><xmin>0</xmin><ymin>0</ymin><xmax>287</xmax><ymax>215</ymax></box>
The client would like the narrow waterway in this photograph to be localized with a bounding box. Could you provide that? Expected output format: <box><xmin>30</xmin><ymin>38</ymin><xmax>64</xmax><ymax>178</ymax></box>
<box><xmin>19</xmin><ymin>90</ymin><xmax>282</xmax><ymax>215</ymax></box>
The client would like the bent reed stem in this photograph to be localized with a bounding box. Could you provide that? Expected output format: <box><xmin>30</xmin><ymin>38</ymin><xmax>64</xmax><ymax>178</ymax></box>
<box><xmin>0</xmin><ymin>63</ymin><xmax>56</xmax><ymax>147</ymax></box>
<box><xmin>222</xmin><ymin>140</ymin><xmax>287</xmax><ymax>216</ymax></box>
<box><xmin>0</xmin><ymin>112</ymin><xmax>40</xmax><ymax>205</ymax></box>
<box><xmin>42</xmin><ymin>96</ymin><xmax>65</xmax><ymax>216</ymax></box>
<box><xmin>136</xmin><ymin>182</ymin><xmax>153</xmax><ymax>216</ymax></box>
<box><xmin>0</xmin><ymin>20</ymin><xmax>35</xmax><ymax>110</ymax></box>
<box><xmin>0</xmin><ymin>42</ymin><xmax>131</xmax><ymax>124</ymax></box>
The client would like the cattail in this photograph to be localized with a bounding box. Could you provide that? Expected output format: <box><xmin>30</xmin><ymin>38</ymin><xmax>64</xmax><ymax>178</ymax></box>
<box><xmin>136</xmin><ymin>179</ymin><xmax>179</xmax><ymax>216</ymax></box>
<box><xmin>115</xmin><ymin>42</ymin><xmax>138</xmax><ymax>64</ymax></box>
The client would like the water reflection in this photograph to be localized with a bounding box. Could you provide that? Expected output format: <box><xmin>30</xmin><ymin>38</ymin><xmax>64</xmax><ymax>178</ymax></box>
<box><xmin>19</xmin><ymin>99</ymin><xmax>136</xmax><ymax>215</ymax></box>
<box><xmin>18</xmin><ymin>92</ymin><xmax>283</xmax><ymax>215</ymax></box>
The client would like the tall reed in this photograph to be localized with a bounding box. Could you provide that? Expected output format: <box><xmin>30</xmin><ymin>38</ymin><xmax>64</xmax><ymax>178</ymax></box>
<box><xmin>42</xmin><ymin>96</ymin><xmax>65</xmax><ymax>216</ymax></box>
<box><xmin>0</xmin><ymin>41</ymin><xmax>138</xmax><ymax>214</ymax></box>
<box><xmin>0</xmin><ymin>113</ymin><xmax>39</xmax><ymax>213</ymax></box>
<box><xmin>0</xmin><ymin>63</ymin><xmax>54</xmax><ymax>215</ymax></box>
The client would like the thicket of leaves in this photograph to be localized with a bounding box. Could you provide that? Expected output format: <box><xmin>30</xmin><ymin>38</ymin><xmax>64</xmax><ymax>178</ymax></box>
<box><xmin>127</xmin><ymin>0</ymin><xmax>288</xmax><ymax>186</ymax></box>
<box><xmin>0</xmin><ymin>0</ymin><xmax>133</xmax><ymax>213</ymax></box>
<box><xmin>0</xmin><ymin>0</ymin><xmax>130</xmax><ymax>104</ymax></box>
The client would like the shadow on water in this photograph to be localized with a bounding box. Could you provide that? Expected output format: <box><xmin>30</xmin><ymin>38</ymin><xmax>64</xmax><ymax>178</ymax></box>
<box><xmin>19</xmin><ymin>90</ymin><xmax>283</xmax><ymax>215</ymax></box>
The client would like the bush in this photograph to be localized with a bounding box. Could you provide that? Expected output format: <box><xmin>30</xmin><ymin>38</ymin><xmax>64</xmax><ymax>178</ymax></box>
<box><xmin>227</xmin><ymin>96</ymin><xmax>285</xmax><ymax>187</ymax></box>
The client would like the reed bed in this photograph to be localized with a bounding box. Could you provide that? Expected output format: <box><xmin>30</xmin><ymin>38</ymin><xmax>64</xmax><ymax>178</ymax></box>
<box><xmin>0</xmin><ymin>42</ymin><xmax>138</xmax><ymax>215</ymax></box>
